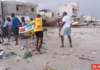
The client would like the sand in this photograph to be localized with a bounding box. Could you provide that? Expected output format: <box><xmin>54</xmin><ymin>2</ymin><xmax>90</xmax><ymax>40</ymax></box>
<box><xmin>0</xmin><ymin>27</ymin><xmax>100</xmax><ymax>70</ymax></box>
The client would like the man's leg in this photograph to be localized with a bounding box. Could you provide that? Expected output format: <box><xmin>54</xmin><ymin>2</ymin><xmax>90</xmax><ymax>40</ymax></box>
<box><xmin>15</xmin><ymin>34</ymin><xmax>18</xmax><ymax>45</ymax></box>
<box><xmin>61</xmin><ymin>36</ymin><xmax>64</xmax><ymax>47</ymax></box>
<box><xmin>1</xmin><ymin>36</ymin><xmax>4</xmax><ymax>42</ymax></box>
<box><xmin>67</xmin><ymin>27</ymin><xmax>72</xmax><ymax>48</ymax></box>
<box><xmin>3</xmin><ymin>27</ymin><xmax>6</xmax><ymax>38</ymax></box>
<box><xmin>5</xmin><ymin>27</ymin><xmax>8</xmax><ymax>38</ymax></box>
<box><xmin>8</xmin><ymin>30</ymin><xmax>10</xmax><ymax>42</ymax></box>
<box><xmin>60</xmin><ymin>28</ymin><xmax>65</xmax><ymax>48</ymax></box>
<box><xmin>36</xmin><ymin>36</ymin><xmax>39</xmax><ymax>50</ymax></box>
<box><xmin>32</xmin><ymin>35</ymin><xmax>34</xmax><ymax>39</ymax></box>
<box><xmin>68</xmin><ymin>36</ymin><xmax>72</xmax><ymax>48</ymax></box>
<box><xmin>38</xmin><ymin>37</ymin><xmax>43</xmax><ymax>52</ymax></box>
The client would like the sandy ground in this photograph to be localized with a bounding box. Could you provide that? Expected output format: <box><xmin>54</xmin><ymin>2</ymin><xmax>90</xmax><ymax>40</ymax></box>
<box><xmin>0</xmin><ymin>27</ymin><xmax>100</xmax><ymax>70</ymax></box>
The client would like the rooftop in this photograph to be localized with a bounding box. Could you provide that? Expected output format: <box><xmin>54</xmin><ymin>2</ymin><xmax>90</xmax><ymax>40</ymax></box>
<box><xmin>2</xmin><ymin>1</ymin><xmax>38</xmax><ymax>7</ymax></box>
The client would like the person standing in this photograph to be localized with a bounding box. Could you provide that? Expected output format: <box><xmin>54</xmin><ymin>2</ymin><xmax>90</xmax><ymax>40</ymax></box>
<box><xmin>7</xmin><ymin>18</ymin><xmax>12</xmax><ymax>42</ymax></box>
<box><xmin>0</xmin><ymin>20</ymin><xmax>4</xmax><ymax>43</ymax></box>
<box><xmin>3</xmin><ymin>18</ymin><xmax>9</xmax><ymax>38</ymax></box>
<box><xmin>11</xmin><ymin>13</ymin><xmax>22</xmax><ymax>45</ymax></box>
<box><xmin>59</xmin><ymin>12</ymin><xmax>72</xmax><ymax>48</ymax></box>
<box><xmin>34</xmin><ymin>14</ymin><xmax>44</xmax><ymax>52</ymax></box>
<box><xmin>21</xmin><ymin>18</ymin><xmax>26</xmax><ymax>26</ymax></box>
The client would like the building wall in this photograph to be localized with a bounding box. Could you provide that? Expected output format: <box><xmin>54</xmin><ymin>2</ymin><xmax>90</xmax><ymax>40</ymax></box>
<box><xmin>65</xmin><ymin>2</ymin><xmax>79</xmax><ymax>11</ymax></box>
<box><xmin>39</xmin><ymin>9</ymin><xmax>51</xmax><ymax>12</ymax></box>
<box><xmin>45</xmin><ymin>12</ymin><xmax>53</xmax><ymax>18</ymax></box>
<box><xmin>6</xmin><ymin>15</ymin><xmax>30</xmax><ymax>21</ymax></box>
<box><xmin>59</xmin><ymin>2</ymin><xmax>79</xmax><ymax>17</ymax></box>
<box><xmin>59</xmin><ymin>6</ymin><xmax>73</xmax><ymax>16</ymax></box>
<box><xmin>84</xmin><ymin>16</ymin><xmax>93</xmax><ymax>21</ymax></box>
<box><xmin>92</xmin><ymin>17</ymin><xmax>96</xmax><ymax>21</ymax></box>
<box><xmin>53</xmin><ymin>11</ymin><xmax>59</xmax><ymax>17</ymax></box>
<box><xmin>2</xmin><ymin>1</ymin><xmax>38</xmax><ymax>19</ymax></box>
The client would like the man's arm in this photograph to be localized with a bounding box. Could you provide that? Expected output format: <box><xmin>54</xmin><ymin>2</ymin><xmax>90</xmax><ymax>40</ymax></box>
<box><xmin>59</xmin><ymin>22</ymin><xmax>65</xmax><ymax>31</ymax></box>
<box><xmin>59</xmin><ymin>16</ymin><xmax>65</xmax><ymax>31</ymax></box>
<box><xmin>58</xmin><ymin>22</ymin><xmax>61</xmax><ymax>26</ymax></box>
<box><xmin>10</xmin><ymin>19</ymin><xmax>13</xmax><ymax>30</ymax></box>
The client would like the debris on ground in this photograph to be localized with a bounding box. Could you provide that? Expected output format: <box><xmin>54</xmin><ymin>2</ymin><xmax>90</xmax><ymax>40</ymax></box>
<box><xmin>91</xmin><ymin>50</ymin><xmax>98</xmax><ymax>54</ymax></box>
<box><xmin>2</xmin><ymin>43</ymin><xmax>13</xmax><ymax>49</ymax></box>
<box><xmin>58</xmin><ymin>53</ymin><xmax>64</xmax><ymax>56</ymax></box>
<box><xmin>6</xmin><ymin>52</ymin><xmax>17</xmax><ymax>57</ymax></box>
<box><xmin>35</xmin><ymin>51</ymin><xmax>46</xmax><ymax>55</ymax></box>
<box><xmin>14</xmin><ymin>56</ymin><xmax>22</xmax><ymax>62</ymax></box>
<box><xmin>53</xmin><ymin>53</ymin><xmax>57</xmax><ymax>55</ymax></box>
<box><xmin>69</xmin><ymin>50</ymin><xmax>74</xmax><ymax>53</ymax></box>
<box><xmin>0</xmin><ymin>66</ymin><xmax>11</xmax><ymax>70</ymax></box>
<box><xmin>0</xmin><ymin>50</ymin><xmax>6</xmax><ymax>59</ymax></box>
<box><xmin>23</xmin><ymin>52</ymin><xmax>32</xmax><ymax>59</ymax></box>
<box><xmin>40</xmin><ymin>66</ymin><xmax>54</xmax><ymax>70</ymax></box>
<box><xmin>79</xmin><ymin>56</ymin><xmax>95</xmax><ymax>61</ymax></box>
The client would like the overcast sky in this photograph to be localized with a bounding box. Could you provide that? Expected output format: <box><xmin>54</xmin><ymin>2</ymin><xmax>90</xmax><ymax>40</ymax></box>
<box><xmin>2</xmin><ymin>0</ymin><xmax>100</xmax><ymax>19</ymax></box>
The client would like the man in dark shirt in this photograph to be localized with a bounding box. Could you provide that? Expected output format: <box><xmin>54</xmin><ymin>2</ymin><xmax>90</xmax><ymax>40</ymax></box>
<box><xmin>11</xmin><ymin>13</ymin><xmax>22</xmax><ymax>45</ymax></box>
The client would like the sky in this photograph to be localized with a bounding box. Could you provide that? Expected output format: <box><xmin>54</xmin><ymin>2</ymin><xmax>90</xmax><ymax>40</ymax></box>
<box><xmin>2</xmin><ymin>0</ymin><xmax>100</xmax><ymax>19</ymax></box>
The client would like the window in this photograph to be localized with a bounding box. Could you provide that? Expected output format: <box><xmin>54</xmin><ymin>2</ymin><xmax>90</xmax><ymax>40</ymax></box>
<box><xmin>16</xmin><ymin>5</ymin><xmax>23</xmax><ymax>11</ymax></box>
<box><xmin>16</xmin><ymin>7</ymin><xmax>18</xmax><ymax>11</ymax></box>
<box><xmin>31</xmin><ymin>8</ymin><xmax>34</xmax><ymax>12</ymax></box>
<box><xmin>58</xmin><ymin>13</ymin><xmax>59</xmax><ymax>15</ymax></box>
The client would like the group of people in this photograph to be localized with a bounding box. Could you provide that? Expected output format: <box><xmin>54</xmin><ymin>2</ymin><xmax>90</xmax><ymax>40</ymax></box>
<box><xmin>0</xmin><ymin>12</ymin><xmax>72</xmax><ymax>53</ymax></box>
<box><xmin>33</xmin><ymin>12</ymin><xmax>72</xmax><ymax>52</ymax></box>
<box><xmin>0</xmin><ymin>17</ymin><xmax>12</xmax><ymax>43</ymax></box>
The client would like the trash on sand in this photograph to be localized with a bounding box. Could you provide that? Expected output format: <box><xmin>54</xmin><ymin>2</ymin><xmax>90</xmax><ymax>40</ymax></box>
<box><xmin>58</xmin><ymin>53</ymin><xmax>64</xmax><ymax>56</ymax></box>
<box><xmin>35</xmin><ymin>51</ymin><xmax>46</xmax><ymax>55</ymax></box>
<box><xmin>6</xmin><ymin>52</ymin><xmax>17</xmax><ymax>57</ymax></box>
<box><xmin>41</xmin><ymin>46</ymin><xmax>47</xmax><ymax>50</ymax></box>
<box><xmin>20</xmin><ymin>47</ymin><xmax>24</xmax><ymax>50</ymax></box>
<box><xmin>0</xmin><ymin>66</ymin><xmax>11</xmax><ymax>70</ymax></box>
<box><xmin>2</xmin><ymin>43</ymin><xmax>13</xmax><ymax>49</ymax></box>
<box><xmin>91</xmin><ymin>50</ymin><xmax>98</xmax><ymax>54</ymax></box>
<box><xmin>31</xmin><ymin>49</ymin><xmax>36</xmax><ymax>52</ymax></box>
<box><xmin>40</xmin><ymin>51</ymin><xmax>46</xmax><ymax>54</ymax></box>
<box><xmin>0</xmin><ymin>50</ymin><xmax>6</xmax><ymax>59</ymax></box>
<box><xmin>14</xmin><ymin>56</ymin><xmax>22</xmax><ymax>61</ymax></box>
<box><xmin>23</xmin><ymin>52</ymin><xmax>32</xmax><ymax>59</ymax></box>
<box><xmin>23</xmin><ymin>42</ymin><xmax>34</xmax><ymax>50</ymax></box>
<box><xmin>45</xmin><ymin>61</ymin><xmax>49</xmax><ymax>65</ymax></box>
<box><xmin>69</xmin><ymin>50</ymin><xmax>74</xmax><ymax>53</ymax></box>
<box><xmin>88</xmin><ymin>56</ymin><xmax>95</xmax><ymax>61</ymax></box>
<box><xmin>40</xmin><ymin>66</ymin><xmax>53</xmax><ymax>70</ymax></box>
<box><xmin>53</xmin><ymin>53</ymin><xmax>57</xmax><ymax>55</ymax></box>
<box><xmin>79</xmin><ymin>56</ymin><xmax>95</xmax><ymax>61</ymax></box>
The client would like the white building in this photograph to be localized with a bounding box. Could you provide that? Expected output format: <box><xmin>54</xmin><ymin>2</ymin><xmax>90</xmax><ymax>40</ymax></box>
<box><xmin>38</xmin><ymin>9</ymin><xmax>51</xmax><ymax>16</ymax></box>
<box><xmin>92</xmin><ymin>17</ymin><xmax>96</xmax><ymax>21</ymax></box>
<box><xmin>59</xmin><ymin>2</ymin><xmax>79</xmax><ymax>17</ymax></box>
<box><xmin>59</xmin><ymin>2</ymin><xmax>81</xmax><ymax>23</ymax></box>
<box><xmin>0</xmin><ymin>1</ymin><xmax>38</xmax><ymax>21</ymax></box>
<box><xmin>83</xmin><ymin>16</ymin><xmax>93</xmax><ymax>21</ymax></box>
